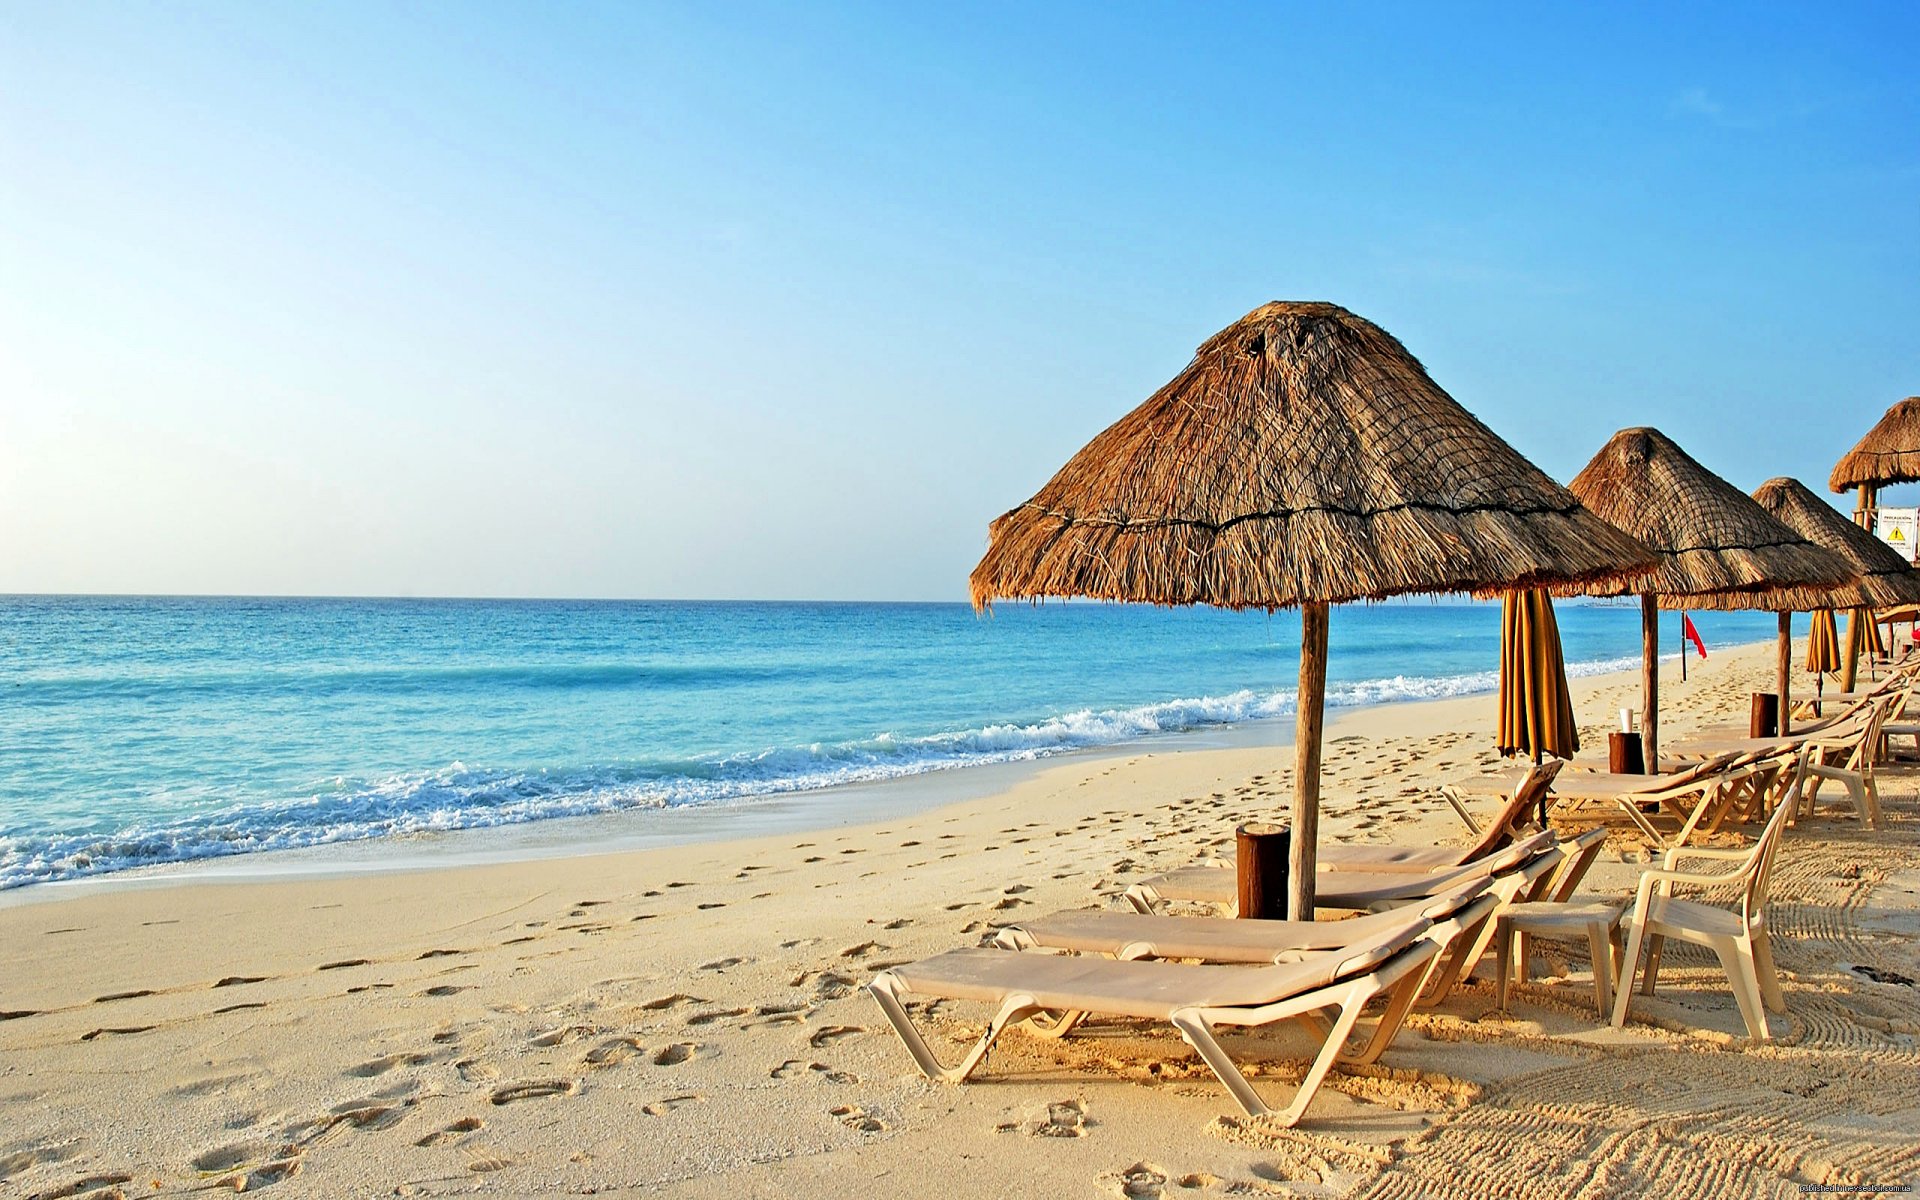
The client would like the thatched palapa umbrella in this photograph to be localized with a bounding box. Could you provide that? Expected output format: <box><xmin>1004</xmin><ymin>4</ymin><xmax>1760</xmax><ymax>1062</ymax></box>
<box><xmin>1560</xmin><ymin>430</ymin><xmax>1854</xmax><ymax>763</ymax></box>
<box><xmin>1830</xmin><ymin>397</ymin><xmax>1920</xmax><ymax>690</ymax></box>
<box><xmin>1753</xmin><ymin>476</ymin><xmax>1920</xmax><ymax>719</ymax></box>
<box><xmin>970</xmin><ymin>302</ymin><xmax>1656</xmax><ymax>919</ymax></box>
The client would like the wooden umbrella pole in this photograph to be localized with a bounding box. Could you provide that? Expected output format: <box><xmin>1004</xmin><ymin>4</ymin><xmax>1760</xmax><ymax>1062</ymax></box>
<box><xmin>1842</xmin><ymin>485</ymin><xmax>1877</xmax><ymax>693</ymax></box>
<box><xmin>1777</xmin><ymin>612</ymin><xmax>1792</xmax><ymax>737</ymax></box>
<box><xmin>1641</xmin><ymin>594</ymin><xmax>1659</xmax><ymax>771</ymax></box>
<box><xmin>1290</xmin><ymin>601</ymin><xmax>1328</xmax><ymax>921</ymax></box>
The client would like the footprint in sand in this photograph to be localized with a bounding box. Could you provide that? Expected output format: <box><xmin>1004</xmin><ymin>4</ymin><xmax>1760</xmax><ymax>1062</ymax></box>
<box><xmin>219</xmin><ymin>1159</ymin><xmax>303</xmax><ymax>1190</ymax></box>
<box><xmin>699</xmin><ymin>957</ymin><xmax>747</xmax><ymax>971</ymax></box>
<box><xmin>93</xmin><ymin>989</ymin><xmax>155</xmax><ymax>1003</ymax></box>
<box><xmin>1105</xmin><ymin>1162</ymin><xmax>1167</xmax><ymax>1198</ymax></box>
<box><xmin>213</xmin><ymin>976</ymin><xmax>266</xmax><ymax>988</ymax></box>
<box><xmin>456</xmin><ymin>1059</ymin><xmax>500</xmax><ymax>1084</ymax></box>
<box><xmin>346</xmin><ymin>1051</ymin><xmax>435</xmax><ymax>1077</ymax></box>
<box><xmin>685</xmin><ymin>1007</ymin><xmax>750</xmax><ymax>1027</ymax></box>
<box><xmin>808</xmin><ymin>1025</ymin><xmax>864</xmax><ymax>1049</ymax></box>
<box><xmin>418</xmin><ymin>985</ymin><xmax>473</xmax><ymax>998</ymax></box>
<box><xmin>415</xmin><ymin>1117</ymin><xmax>484</xmax><ymax>1147</ymax></box>
<box><xmin>838</xmin><ymin>941</ymin><xmax>885</xmax><ymax>959</ymax></box>
<box><xmin>583</xmin><ymin>1037</ymin><xmax>645</xmax><ymax>1068</ymax></box>
<box><xmin>640</xmin><ymin>993</ymin><xmax>703</xmax><ymax>1011</ymax></box>
<box><xmin>317</xmin><ymin>959</ymin><xmax>370</xmax><ymax>972</ymax></box>
<box><xmin>80</xmin><ymin>1026</ymin><xmax>153</xmax><ymax>1041</ymax></box>
<box><xmin>529</xmin><ymin>1024</ymin><xmax>597</xmax><ymax>1048</ymax></box>
<box><xmin>651</xmin><ymin>1043</ymin><xmax>699</xmax><ymax>1066</ymax></box>
<box><xmin>883</xmin><ymin>918</ymin><xmax>913</xmax><ymax>929</ymax></box>
<box><xmin>489</xmin><ymin>1079</ymin><xmax>579</xmax><ymax>1105</ymax></box>
<box><xmin>641</xmin><ymin>1094</ymin><xmax>704</xmax><ymax>1116</ymax></box>
<box><xmin>829</xmin><ymin>1104</ymin><xmax>886</xmax><ymax>1133</ymax></box>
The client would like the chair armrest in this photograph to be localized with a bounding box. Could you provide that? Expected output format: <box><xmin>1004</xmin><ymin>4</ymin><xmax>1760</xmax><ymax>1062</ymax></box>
<box><xmin>1661</xmin><ymin>845</ymin><xmax>1751</xmax><ymax>869</ymax></box>
<box><xmin>1641</xmin><ymin>864</ymin><xmax>1745</xmax><ymax>891</ymax></box>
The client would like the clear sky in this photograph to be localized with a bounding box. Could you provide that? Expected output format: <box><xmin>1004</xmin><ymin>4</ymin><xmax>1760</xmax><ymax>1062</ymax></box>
<box><xmin>3</xmin><ymin>3</ymin><xmax>1915</xmax><ymax>600</ymax></box>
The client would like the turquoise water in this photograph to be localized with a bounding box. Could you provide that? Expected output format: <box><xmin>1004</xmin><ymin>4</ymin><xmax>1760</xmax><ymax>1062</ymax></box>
<box><xmin>0</xmin><ymin>597</ymin><xmax>1790</xmax><ymax>889</ymax></box>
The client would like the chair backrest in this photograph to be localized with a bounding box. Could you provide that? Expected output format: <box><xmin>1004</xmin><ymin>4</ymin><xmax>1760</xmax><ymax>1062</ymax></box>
<box><xmin>1462</xmin><ymin>758</ymin><xmax>1564</xmax><ymax>860</ymax></box>
<box><xmin>1742</xmin><ymin>751</ymin><xmax>1806</xmax><ymax>925</ymax></box>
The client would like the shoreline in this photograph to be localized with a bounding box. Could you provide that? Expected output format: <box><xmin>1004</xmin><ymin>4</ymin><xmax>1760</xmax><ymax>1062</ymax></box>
<box><xmin>0</xmin><ymin>637</ymin><xmax>1776</xmax><ymax>909</ymax></box>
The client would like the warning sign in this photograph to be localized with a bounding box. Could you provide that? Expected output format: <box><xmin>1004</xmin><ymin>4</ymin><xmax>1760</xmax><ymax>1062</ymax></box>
<box><xmin>1875</xmin><ymin>508</ymin><xmax>1918</xmax><ymax>563</ymax></box>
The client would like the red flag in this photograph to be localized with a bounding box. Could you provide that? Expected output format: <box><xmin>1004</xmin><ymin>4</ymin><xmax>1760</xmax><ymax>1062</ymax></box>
<box><xmin>1683</xmin><ymin>614</ymin><xmax>1708</xmax><ymax>660</ymax></box>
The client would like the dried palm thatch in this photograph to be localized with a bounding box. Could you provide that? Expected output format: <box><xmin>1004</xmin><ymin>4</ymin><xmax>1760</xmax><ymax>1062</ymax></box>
<box><xmin>970</xmin><ymin>302</ymin><xmax>1656</xmax><ymax>611</ymax></box>
<box><xmin>1749</xmin><ymin>476</ymin><xmax>1920</xmax><ymax>611</ymax></box>
<box><xmin>1830</xmin><ymin>397</ymin><xmax>1920</xmax><ymax>492</ymax></box>
<box><xmin>1556</xmin><ymin>428</ymin><xmax>1854</xmax><ymax>611</ymax></box>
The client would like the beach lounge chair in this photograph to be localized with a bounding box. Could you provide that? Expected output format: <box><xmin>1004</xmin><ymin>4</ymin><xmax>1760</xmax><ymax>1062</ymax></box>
<box><xmin>992</xmin><ymin>880</ymin><xmax>1497</xmax><ymax>1052</ymax></box>
<box><xmin>1124</xmin><ymin>830</ymin><xmax>1556</xmax><ymax>916</ymax></box>
<box><xmin>870</xmin><ymin>904</ymin><xmax>1475</xmax><ymax>1123</ymax></box>
<box><xmin>1672</xmin><ymin>699</ymin><xmax>1887</xmax><ymax>830</ymax></box>
<box><xmin>1611</xmin><ymin>753</ymin><xmax>1803</xmax><ymax>1041</ymax></box>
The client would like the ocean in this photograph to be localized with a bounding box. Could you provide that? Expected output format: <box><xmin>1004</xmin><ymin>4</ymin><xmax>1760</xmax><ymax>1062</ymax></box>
<box><xmin>0</xmin><ymin>596</ymin><xmax>1792</xmax><ymax>890</ymax></box>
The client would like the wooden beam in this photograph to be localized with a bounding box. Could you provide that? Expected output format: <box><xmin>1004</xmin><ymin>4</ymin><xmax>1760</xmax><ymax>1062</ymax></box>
<box><xmin>1290</xmin><ymin>601</ymin><xmax>1328</xmax><ymax>921</ymax></box>
<box><xmin>1777</xmin><ymin>612</ymin><xmax>1792</xmax><ymax>736</ymax></box>
<box><xmin>1641</xmin><ymin>594</ymin><xmax>1659</xmax><ymax>770</ymax></box>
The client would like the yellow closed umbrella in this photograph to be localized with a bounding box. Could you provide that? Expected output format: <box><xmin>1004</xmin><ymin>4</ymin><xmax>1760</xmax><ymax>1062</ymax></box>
<box><xmin>1498</xmin><ymin>589</ymin><xmax>1579</xmax><ymax>763</ymax></box>
<box><xmin>1808</xmin><ymin>609</ymin><xmax>1841</xmax><ymax>675</ymax></box>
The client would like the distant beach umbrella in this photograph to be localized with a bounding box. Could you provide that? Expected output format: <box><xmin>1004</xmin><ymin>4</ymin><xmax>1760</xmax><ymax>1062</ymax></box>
<box><xmin>1830</xmin><ymin>396</ymin><xmax>1920</xmax><ymax>495</ymax></box>
<box><xmin>1807</xmin><ymin>610</ymin><xmax>1840</xmax><ymax>675</ymax></box>
<box><xmin>1497</xmin><ymin>589</ymin><xmax>1578</xmax><ymax>776</ymax></box>
<box><xmin>1558</xmin><ymin>430</ymin><xmax>1856</xmax><ymax>758</ymax></box>
<box><xmin>970</xmin><ymin>301</ymin><xmax>1655</xmax><ymax>918</ymax></box>
<box><xmin>1753</xmin><ymin>475</ymin><xmax>1920</xmax><ymax>704</ymax></box>
<box><xmin>1829</xmin><ymin>396</ymin><xmax>1920</xmax><ymax>689</ymax></box>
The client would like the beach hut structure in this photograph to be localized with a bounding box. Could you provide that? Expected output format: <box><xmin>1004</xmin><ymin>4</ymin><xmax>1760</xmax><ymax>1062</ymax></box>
<box><xmin>1830</xmin><ymin>397</ymin><xmax>1920</xmax><ymax>689</ymax></box>
<box><xmin>969</xmin><ymin>301</ymin><xmax>1656</xmax><ymax>919</ymax></box>
<box><xmin>1560</xmin><ymin>430</ymin><xmax>1855</xmax><ymax>763</ymax></box>
<box><xmin>1752</xmin><ymin>476</ymin><xmax>1920</xmax><ymax>713</ymax></box>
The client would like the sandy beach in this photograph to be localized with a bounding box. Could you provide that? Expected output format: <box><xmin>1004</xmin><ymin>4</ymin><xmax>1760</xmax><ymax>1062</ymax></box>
<box><xmin>4</xmin><ymin>638</ymin><xmax>1919</xmax><ymax>1198</ymax></box>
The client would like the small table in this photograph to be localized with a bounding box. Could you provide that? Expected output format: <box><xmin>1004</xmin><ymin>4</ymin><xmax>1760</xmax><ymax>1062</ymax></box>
<box><xmin>1494</xmin><ymin>899</ymin><xmax>1627</xmax><ymax>1017</ymax></box>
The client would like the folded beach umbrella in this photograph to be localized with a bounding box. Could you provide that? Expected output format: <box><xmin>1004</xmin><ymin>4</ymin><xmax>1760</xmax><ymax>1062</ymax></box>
<box><xmin>1829</xmin><ymin>396</ymin><xmax>1920</xmax><ymax>687</ymax></box>
<box><xmin>1753</xmin><ymin>476</ymin><xmax>1920</xmax><ymax>707</ymax></box>
<box><xmin>1557</xmin><ymin>431</ymin><xmax>1855</xmax><ymax>760</ymax></box>
<box><xmin>1807</xmin><ymin>609</ymin><xmax>1840</xmax><ymax>677</ymax></box>
<box><xmin>970</xmin><ymin>302</ymin><xmax>1656</xmax><ymax>919</ymax></box>
<box><xmin>1498</xmin><ymin>589</ymin><xmax>1578</xmax><ymax>763</ymax></box>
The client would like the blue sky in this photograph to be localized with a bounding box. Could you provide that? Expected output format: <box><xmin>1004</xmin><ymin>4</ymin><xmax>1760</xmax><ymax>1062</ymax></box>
<box><xmin>2</xmin><ymin>2</ymin><xmax>1915</xmax><ymax>599</ymax></box>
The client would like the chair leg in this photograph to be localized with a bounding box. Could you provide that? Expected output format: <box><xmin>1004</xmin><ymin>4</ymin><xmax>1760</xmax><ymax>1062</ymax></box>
<box><xmin>869</xmin><ymin>976</ymin><xmax>1038</xmax><ymax>1083</ymax></box>
<box><xmin>1641</xmin><ymin>933</ymin><xmax>1665</xmax><ymax>996</ymax></box>
<box><xmin>1174</xmin><ymin>987</ymin><xmax>1371</xmax><ymax>1125</ymax></box>
<box><xmin>1023</xmin><ymin>1010</ymin><xmax>1088</xmax><ymax>1039</ymax></box>
<box><xmin>1612</xmin><ymin>917</ymin><xmax>1648</xmax><ymax>1028</ymax></box>
<box><xmin>1751</xmin><ymin>932</ymin><xmax>1788</xmax><ymax>1014</ymax></box>
<box><xmin>1494</xmin><ymin>920</ymin><xmax>1514</xmax><ymax>1012</ymax></box>
<box><xmin>1723</xmin><ymin>940</ymin><xmax>1771</xmax><ymax>1041</ymax></box>
<box><xmin>1585</xmin><ymin>921</ymin><xmax>1614</xmax><ymax>1018</ymax></box>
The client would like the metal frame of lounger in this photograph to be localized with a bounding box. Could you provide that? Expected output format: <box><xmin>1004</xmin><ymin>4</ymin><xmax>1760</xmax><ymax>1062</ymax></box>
<box><xmin>870</xmin><ymin>911</ymin><xmax>1473</xmax><ymax>1124</ymax></box>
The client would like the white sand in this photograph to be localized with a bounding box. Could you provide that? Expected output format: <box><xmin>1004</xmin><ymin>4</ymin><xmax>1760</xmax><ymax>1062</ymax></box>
<box><xmin>3</xmin><ymin>640</ymin><xmax>1918</xmax><ymax>1198</ymax></box>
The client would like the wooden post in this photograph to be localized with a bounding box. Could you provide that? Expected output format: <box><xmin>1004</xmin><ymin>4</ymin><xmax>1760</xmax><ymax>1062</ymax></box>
<box><xmin>1640</xmin><ymin>594</ymin><xmax>1659</xmax><ymax>772</ymax></box>
<box><xmin>1290</xmin><ymin>601</ymin><xmax>1328</xmax><ymax>922</ymax></box>
<box><xmin>1235</xmin><ymin>823</ymin><xmax>1290</xmax><ymax>920</ymax></box>
<box><xmin>1777</xmin><ymin>612</ymin><xmax>1792</xmax><ymax>736</ymax></box>
<box><xmin>1842</xmin><ymin>485</ymin><xmax>1877</xmax><ymax>693</ymax></box>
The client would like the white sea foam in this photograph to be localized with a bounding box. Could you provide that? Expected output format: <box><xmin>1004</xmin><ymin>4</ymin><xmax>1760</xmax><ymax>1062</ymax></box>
<box><xmin>0</xmin><ymin>649</ymin><xmax>1689</xmax><ymax>889</ymax></box>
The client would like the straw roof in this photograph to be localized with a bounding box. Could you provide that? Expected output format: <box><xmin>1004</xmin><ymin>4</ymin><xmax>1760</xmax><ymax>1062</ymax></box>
<box><xmin>969</xmin><ymin>302</ymin><xmax>1656</xmax><ymax>611</ymax></box>
<box><xmin>1558</xmin><ymin>427</ymin><xmax>1855</xmax><ymax>611</ymax></box>
<box><xmin>1830</xmin><ymin>397</ymin><xmax>1920</xmax><ymax>492</ymax></box>
<box><xmin>1749</xmin><ymin>476</ymin><xmax>1920</xmax><ymax>611</ymax></box>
